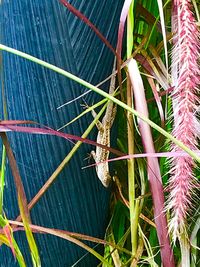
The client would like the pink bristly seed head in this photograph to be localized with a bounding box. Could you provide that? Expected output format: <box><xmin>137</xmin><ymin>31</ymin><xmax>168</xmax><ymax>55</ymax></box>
<box><xmin>168</xmin><ymin>0</ymin><xmax>200</xmax><ymax>241</ymax></box>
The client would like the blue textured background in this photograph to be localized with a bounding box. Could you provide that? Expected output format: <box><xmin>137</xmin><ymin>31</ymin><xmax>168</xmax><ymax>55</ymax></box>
<box><xmin>0</xmin><ymin>0</ymin><xmax>123</xmax><ymax>266</ymax></box>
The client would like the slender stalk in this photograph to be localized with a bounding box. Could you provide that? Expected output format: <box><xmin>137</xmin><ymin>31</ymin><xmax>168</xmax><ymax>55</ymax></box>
<box><xmin>128</xmin><ymin>59</ymin><xmax>175</xmax><ymax>267</ymax></box>
<box><xmin>0</xmin><ymin>147</ymin><xmax>6</xmax><ymax>214</ymax></box>
<box><xmin>179</xmin><ymin>232</ymin><xmax>190</xmax><ymax>267</ymax></box>
<box><xmin>190</xmin><ymin>213</ymin><xmax>200</xmax><ymax>267</ymax></box>
<box><xmin>127</xmin><ymin>6</ymin><xmax>147</xmax><ymax>261</ymax></box>
<box><xmin>130</xmin><ymin>234</ymin><xmax>144</xmax><ymax>267</ymax></box>
<box><xmin>126</xmin><ymin>1</ymin><xmax>139</xmax><ymax>257</ymax></box>
<box><xmin>0</xmin><ymin>49</ymin><xmax>7</xmax><ymax>215</ymax></box>
<box><xmin>127</xmin><ymin>76</ymin><xmax>137</xmax><ymax>255</ymax></box>
<box><xmin>108</xmin><ymin>231</ymin><xmax>122</xmax><ymax>267</ymax></box>
<box><xmin>0</xmin><ymin>133</ymin><xmax>41</xmax><ymax>266</ymax></box>
<box><xmin>131</xmin><ymin>199</ymin><xmax>140</xmax><ymax>260</ymax></box>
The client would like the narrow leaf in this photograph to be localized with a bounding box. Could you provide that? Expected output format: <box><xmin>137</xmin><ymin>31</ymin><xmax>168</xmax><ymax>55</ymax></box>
<box><xmin>0</xmin><ymin>133</ymin><xmax>41</xmax><ymax>267</ymax></box>
<box><xmin>128</xmin><ymin>59</ymin><xmax>175</xmax><ymax>266</ymax></box>
<box><xmin>59</xmin><ymin>0</ymin><xmax>116</xmax><ymax>56</ymax></box>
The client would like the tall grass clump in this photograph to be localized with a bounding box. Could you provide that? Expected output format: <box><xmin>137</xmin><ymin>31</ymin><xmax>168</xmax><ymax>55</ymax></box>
<box><xmin>0</xmin><ymin>0</ymin><xmax>200</xmax><ymax>266</ymax></box>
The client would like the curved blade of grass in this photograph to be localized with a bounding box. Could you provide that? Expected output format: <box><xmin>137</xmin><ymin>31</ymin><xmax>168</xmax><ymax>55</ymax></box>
<box><xmin>0</xmin><ymin>233</ymin><xmax>26</xmax><ymax>267</ymax></box>
<box><xmin>0</xmin><ymin>216</ymin><xmax>26</xmax><ymax>267</ymax></box>
<box><xmin>12</xmin><ymin>211</ymin><xmax>132</xmax><ymax>254</ymax></box>
<box><xmin>83</xmin><ymin>150</ymin><xmax>200</xmax><ymax>174</ymax></box>
<box><xmin>0</xmin><ymin>123</ymin><xmax>124</xmax><ymax>157</ymax></box>
<box><xmin>9</xmin><ymin>220</ymin><xmax>129</xmax><ymax>267</ymax></box>
<box><xmin>127</xmin><ymin>3</ymin><xmax>137</xmax><ymax>256</ymax></box>
<box><xmin>107</xmin><ymin>150</ymin><xmax>200</xmax><ymax>161</ymax></box>
<box><xmin>140</xmin><ymin>50</ymin><xmax>169</xmax><ymax>90</ymax></box>
<box><xmin>59</xmin><ymin>0</ymin><xmax>116</xmax><ymax>56</ymax></box>
<box><xmin>0</xmin><ymin>215</ymin><xmax>15</xmax><ymax>257</ymax></box>
<box><xmin>0</xmin><ymin>133</ymin><xmax>41</xmax><ymax>267</ymax></box>
<box><xmin>134</xmin><ymin>54</ymin><xmax>155</xmax><ymax>76</ymax></box>
<box><xmin>136</xmin><ymin>4</ymin><xmax>163</xmax><ymax>34</ymax></box>
<box><xmin>156</xmin><ymin>0</ymin><xmax>168</xmax><ymax>71</ymax></box>
<box><xmin>0</xmin><ymin>51</ymin><xmax>8</xmax><ymax>216</ymax></box>
<box><xmin>134</xmin><ymin>52</ymin><xmax>168</xmax><ymax>90</ymax></box>
<box><xmin>149</xmin><ymin>45</ymin><xmax>168</xmax><ymax>78</ymax></box>
<box><xmin>190</xmin><ymin>214</ymin><xmax>200</xmax><ymax>267</ymax></box>
<box><xmin>117</xmin><ymin>0</ymin><xmax>132</xmax><ymax>57</ymax></box>
<box><xmin>57</xmin><ymin>99</ymin><xmax>107</xmax><ymax>130</ymax></box>
<box><xmin>116</xmin><ymin>0</ymin><xmax>133</xmax><ymax>100</ymax></box>
<box><xmin>18</xmin><ymin>196</ymin><xmax>41</xmax><ymax>267</ymax></box>
<box><xmin>0</xmin><ymin>44</ymin><xmax>200</xmax><ymax>163</ymax></box>
<box><xmin>128</xmin><ymin>58</ymin><xmax>174</xmax><ymax>266</ymax></box>
<box><xmin>0</xmin><ymin>120</ymin><xmax>36</xmax><ymax>125</ymax></box>
<box><xmin>127</xmin><ymin>1</ymin><xmax>134</xmax><ymax>57</ymax></box>
<box><xmin>138</xmin><ymin>226</ymin><xmax>159</xmax><ymax>267</ymax></box>
<box><xmin>0</xmin><ymin>146</ymin><xmax>6</xmax><ymax>214</ymax></box>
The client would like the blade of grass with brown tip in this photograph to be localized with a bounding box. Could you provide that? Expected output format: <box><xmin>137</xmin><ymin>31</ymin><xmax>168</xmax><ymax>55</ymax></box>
<box><xmin>116</xmin><ymin>0</ymin><xmax>133</xmax><ymax>100</ymax></box>
<box><xmin>9</xmin><ymin>221</ymin><xmax>128</xmax><ymax>267</ymax></box>
<box><xmin>0</xmin><ymin>133</ymin><xmax>41</xmax><ymax>267</ymax></box>
<box><xmin>117</xmin><ymin>0</ymin><xmax>132</xmax><ymax>58</ymax></box>
<box><xmin>0</xmin><ymin>123</ymin><xmax>124</xmax><ymax>157</ymax></box>
<box><xmin>0</xmin><ymin>233</ymin><xmax>26</xmax><ymax>267</ymax></box>
<box><xmin>0</xmin><ymin>215</ymin><xmax>15</xmax><ymax>258</ymax></box>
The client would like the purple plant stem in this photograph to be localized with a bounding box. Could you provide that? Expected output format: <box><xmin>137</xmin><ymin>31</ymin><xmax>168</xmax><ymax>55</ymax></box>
<box><xmin>116</xmin><ymin>0</ymin><xmax>132</xmax><ymax>58</ymax></box>
<box><xmin>169</xmin><ymin>0</ymin><xmax>200</xmax><ymax>241</ymax></box>
<box><xmin>128</xmin><ymin>59</ymin><xmax>175</xmax><ymax>267</ymax></box>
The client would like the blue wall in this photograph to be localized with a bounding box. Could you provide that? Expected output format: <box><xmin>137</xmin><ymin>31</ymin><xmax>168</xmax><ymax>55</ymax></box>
<box><xmin>0</xmin><ymin>0</ymin><xmax>123</xmax><ymax>266</ymax></box>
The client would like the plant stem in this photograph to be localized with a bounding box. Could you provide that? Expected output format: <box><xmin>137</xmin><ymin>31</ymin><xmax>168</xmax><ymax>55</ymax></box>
<box><xmin>126</xmin><ymin>2</ymin><xmax>139</xmax><ymax>257</ymax></box>
<box><xmin>190</xmin><ymin>214</ymin><xmax>200</xmax><ymax>267</ymax></box>
<box><xmin>0</xmin><ymin>146</ymin><xmax>6</xmax><ymax>214</ymax></box>
<box><xmin>127</xmin><ymin>75</ymin><xmax>137</xmax><ymax>255</ymax></box>
<box><xmin>0</xmin><ymin>50</ymin><xmax>7</xmax><ymax>215</ymax></box>
<box><xmin>128</xmin><ymin>59</ymin><xmax>175</xmax><ymax>267</ymax></box>
<box><xmin>179</xmin><ymin>232</ymin><xmax>190</xmax><ymax>267</ymax></box>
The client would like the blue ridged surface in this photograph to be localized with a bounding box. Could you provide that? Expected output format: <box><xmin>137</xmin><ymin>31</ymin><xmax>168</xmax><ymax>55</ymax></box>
<box><xmin>0</xmin><ymin>0</ymin><xmax>123</xmax><ymax>266</ymax></box>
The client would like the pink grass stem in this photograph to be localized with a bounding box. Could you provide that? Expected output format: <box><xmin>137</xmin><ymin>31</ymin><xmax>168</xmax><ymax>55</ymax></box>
<box><xmin>128</xmin><ymin>59</ymin><xmax>175</xmax><ymax>267</ymax></box>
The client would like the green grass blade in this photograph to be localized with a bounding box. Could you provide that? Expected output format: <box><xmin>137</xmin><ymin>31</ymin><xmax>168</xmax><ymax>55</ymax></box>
<box><xmin>0</xmin><ymin>216</ymin><xmax>26</xmax><ymax>267</ymax></box>
<box><xmin>18</xmin><ymin>196</ymin><xmax>41</xmax><ymax>267</ymax></box>
<box><xmin>0</xmin><ymin>234</ymin><xmax>26</xmax><ymax>267</ymax></box>
<box><xmin>0</xmin><ymin>45</ymin><xmax>199</xmax><ymax>161</ymax></box>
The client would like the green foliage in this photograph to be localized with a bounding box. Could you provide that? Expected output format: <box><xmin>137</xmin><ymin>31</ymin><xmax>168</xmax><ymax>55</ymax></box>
<box><xmin>0</xmin><ymin>0</ymin><xmax>199</xmax><ymax>266</ymax></box>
